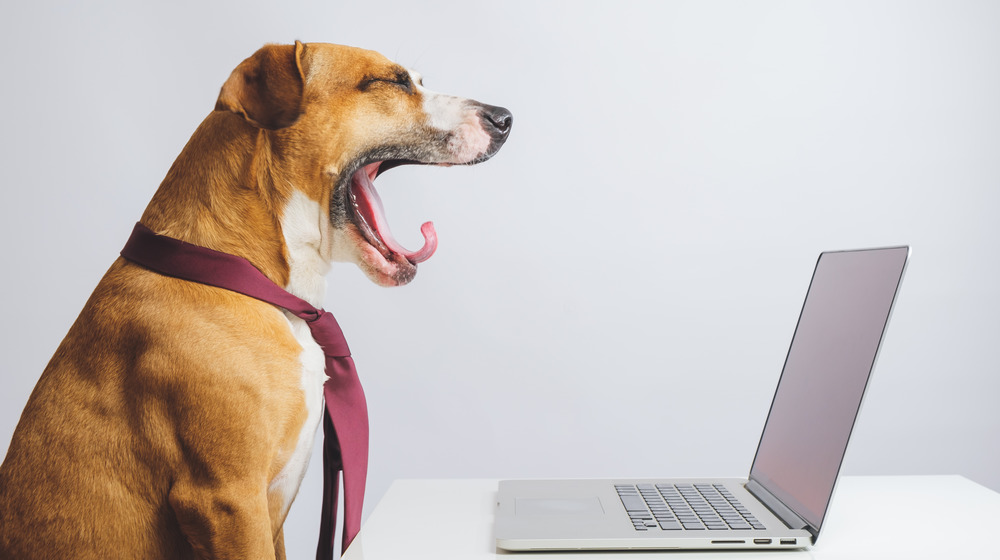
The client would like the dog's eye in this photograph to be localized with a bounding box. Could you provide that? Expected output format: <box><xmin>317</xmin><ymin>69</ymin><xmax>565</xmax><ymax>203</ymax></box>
<box><xmin>360</xmin><ymin>72</ymin><xmax>413</xmax><ymax>93</ymax></box>
<box><xmin>387</xmin><ymin>72</ymin><xmax>413</xmax><ymax>91</ymax></box>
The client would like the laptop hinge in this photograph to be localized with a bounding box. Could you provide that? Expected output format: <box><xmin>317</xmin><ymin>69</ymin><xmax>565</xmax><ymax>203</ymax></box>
<box><xmin>745</xmin><ymin>479</ymin><xmax>811</xmax><ymax>534</ymax></box>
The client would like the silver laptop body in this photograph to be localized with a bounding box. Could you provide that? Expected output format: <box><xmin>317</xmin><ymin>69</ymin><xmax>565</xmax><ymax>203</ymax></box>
<box><xmin>496</xmin><ymin>246</ymin><xmax>909</xmax><ymax>551</ymax></box>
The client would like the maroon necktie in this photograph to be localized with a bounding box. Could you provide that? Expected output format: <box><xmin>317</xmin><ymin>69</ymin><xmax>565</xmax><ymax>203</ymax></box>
<box><xmin>120</xmin><ymin>222</ymin><xmax>367</xmax><ymax>559</ymax></box>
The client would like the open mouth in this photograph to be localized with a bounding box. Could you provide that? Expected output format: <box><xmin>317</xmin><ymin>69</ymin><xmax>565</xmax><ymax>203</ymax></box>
<box><xmin>348</xmin><ymin>161</ymin><xmax>437</xmax><ymax>265</ymax></box>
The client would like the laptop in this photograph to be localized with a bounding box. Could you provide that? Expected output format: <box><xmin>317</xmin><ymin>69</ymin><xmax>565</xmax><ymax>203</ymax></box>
<box><xmin>495</xmin><ymin>246</ymin><xmax>909</xmax><ymax>551</ymax></box>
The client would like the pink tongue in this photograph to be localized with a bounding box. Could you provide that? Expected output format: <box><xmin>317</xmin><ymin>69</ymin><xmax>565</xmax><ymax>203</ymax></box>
<box><xmin>351</xmin><ymin>163</ymin><xmax>437</xmax><ymax>264</ymax></box>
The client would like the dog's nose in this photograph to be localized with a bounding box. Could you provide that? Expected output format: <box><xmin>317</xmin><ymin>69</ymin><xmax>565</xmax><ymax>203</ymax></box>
<box><xmin>481</xmin><ymin>105</ymin><xmax>513</xmax><ymax>137</ymax></box>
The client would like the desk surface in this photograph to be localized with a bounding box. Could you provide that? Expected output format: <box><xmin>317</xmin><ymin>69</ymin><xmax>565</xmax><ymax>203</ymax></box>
<box><xmin>343</xmin><ymin>475</ymin><xmax>1000</xmax><ymax>560</ymax></box>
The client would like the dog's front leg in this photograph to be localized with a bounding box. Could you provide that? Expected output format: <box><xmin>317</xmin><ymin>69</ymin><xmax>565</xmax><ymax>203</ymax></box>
<box><xmin>164</xmin><ymin>390</ymin><xmax>284</xmax><ymax>560</ymax></box>
<box><xmin>274</xmin><ymin>527</ymin><xmax>287</xmax><ymax>560</ymax></box>
<box><xmin>169</xmin><ymin>476</ymin><xmax>277</xmax><ymax>560</ymax></box>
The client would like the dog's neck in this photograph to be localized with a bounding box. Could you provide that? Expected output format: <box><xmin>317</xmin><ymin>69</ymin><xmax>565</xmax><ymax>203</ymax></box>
<box><xmin>140</xmin><ymin>112</ymin><xmax>332</xmax><ymax>306</ymax></box>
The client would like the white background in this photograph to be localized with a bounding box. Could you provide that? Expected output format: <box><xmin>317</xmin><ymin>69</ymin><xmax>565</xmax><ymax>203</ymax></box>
<box><xmin>2</xmin><ymin>1</ymin><xmax>998</xmax><ymax>557</ymax></box>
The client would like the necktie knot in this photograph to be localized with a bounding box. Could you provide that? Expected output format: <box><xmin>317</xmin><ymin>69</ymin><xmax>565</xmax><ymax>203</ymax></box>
<box><xmin>301</xmin><ymin>309</ymin><xmax>322</xmax><ymax>322</ymax></box>
<box><xmin>306</xmin><ymin>309</ymin><xmax>351</xmax><ymax>359</ymax></box>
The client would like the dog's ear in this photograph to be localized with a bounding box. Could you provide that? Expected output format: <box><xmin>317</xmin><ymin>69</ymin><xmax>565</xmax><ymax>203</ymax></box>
<box><xmin>215</xmin><ymin>41</ymin><xmax>306</xmax><ymax>130</ymax></box>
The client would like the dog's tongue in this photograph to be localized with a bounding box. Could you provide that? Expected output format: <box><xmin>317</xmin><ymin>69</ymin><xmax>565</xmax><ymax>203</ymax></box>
<box><xmin>351</xmin><ymin>163</ymin><xmax>437</xmax><ymax>264</ymax></box>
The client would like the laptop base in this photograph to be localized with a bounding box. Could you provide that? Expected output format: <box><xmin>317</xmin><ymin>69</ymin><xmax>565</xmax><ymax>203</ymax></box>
<box><xmin>496</xmin><ymin>478</ymin><xmax>811</xmax><ymax>551</ymax></box>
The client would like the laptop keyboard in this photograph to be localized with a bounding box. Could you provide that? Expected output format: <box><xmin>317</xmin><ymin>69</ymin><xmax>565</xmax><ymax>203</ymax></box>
<box><xmin>616</xmin><ymin>483</ymin><xmax>766</xmax><ymax>531</ymax></box>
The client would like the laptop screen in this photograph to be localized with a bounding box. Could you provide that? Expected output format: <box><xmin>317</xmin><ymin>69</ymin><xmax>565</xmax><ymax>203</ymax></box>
<box><xmin>748</xmin><ymin>247</ymin><xmax>908</xmax><ymax>532</ymax></box>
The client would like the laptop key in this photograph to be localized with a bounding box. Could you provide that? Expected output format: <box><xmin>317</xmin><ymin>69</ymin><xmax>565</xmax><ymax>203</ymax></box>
<box><xmin>620</xmin><ymin>494</ymin><xmax>648</xmax><ymax>512</ymax></box>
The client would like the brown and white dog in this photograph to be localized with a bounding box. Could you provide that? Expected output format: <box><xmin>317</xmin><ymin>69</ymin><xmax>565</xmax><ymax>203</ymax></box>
<box><xmin>0</xmin><ymin>41</ymin><xmax>510</xmax><ymax>559</ymax></box>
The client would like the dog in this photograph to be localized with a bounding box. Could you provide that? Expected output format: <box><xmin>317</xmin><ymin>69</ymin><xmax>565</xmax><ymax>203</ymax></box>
<box><xmin>0</xmin><ymin>41</ymin><xmax>510</xmax><ymax>559</ymax></box>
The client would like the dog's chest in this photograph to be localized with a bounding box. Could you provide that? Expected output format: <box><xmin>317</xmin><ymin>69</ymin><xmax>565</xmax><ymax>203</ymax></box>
<box><xmin>268</xmin><ymin>192</ymin><xmax>335</xmax><ymax>514</ymax></box>
<box><xmin>269</xmin><ymin>315</ymin><xmax>326</xmax><ymax>515</ymax></box>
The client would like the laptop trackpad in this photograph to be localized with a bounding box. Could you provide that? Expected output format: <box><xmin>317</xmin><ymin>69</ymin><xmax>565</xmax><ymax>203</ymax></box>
<box><xmin>516</xmin><ymin>497</ymin><xmax>605</xmax><ymax>517</ymax></box>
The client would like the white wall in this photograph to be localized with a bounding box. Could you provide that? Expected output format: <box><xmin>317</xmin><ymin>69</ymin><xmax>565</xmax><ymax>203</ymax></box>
<box><xmin>2</xmin><ymin>1</ymin><xmax>998</xmax><ymax>557</ymax></box>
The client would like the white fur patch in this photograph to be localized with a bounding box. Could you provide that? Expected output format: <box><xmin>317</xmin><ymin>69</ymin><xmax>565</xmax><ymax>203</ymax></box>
<box><xmin>418</xmin><ymin>83</ymin><xmax>491</xmax><ymax>163</ymax></box>
<box><xmin>269</xmin><ymin>191</ymin><xmax>332</xmax><ymax>518</ymax></box>
<box><xmin>280</xmin><ymin>190</ymin><xmax>334</xmax><ymax>307</ymax></box>
<box><xmin>419</xmin><ymin>86</ymin><xmax>466</xmax><ymax>132</ymax></box>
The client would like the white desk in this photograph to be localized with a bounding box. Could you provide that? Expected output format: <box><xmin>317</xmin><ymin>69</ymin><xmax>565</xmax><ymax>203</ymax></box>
<box><xmin>343</xmin><ymin>476</ymin><xmax>1000</xmax><ymax>560</ymax></box>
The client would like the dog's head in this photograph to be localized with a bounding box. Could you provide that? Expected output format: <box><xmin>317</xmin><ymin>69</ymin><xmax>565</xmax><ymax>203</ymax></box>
<box><xmin>215</xmin><ymin>41</ymin><xmax>511</xmax><ymax>286</ymax></box>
